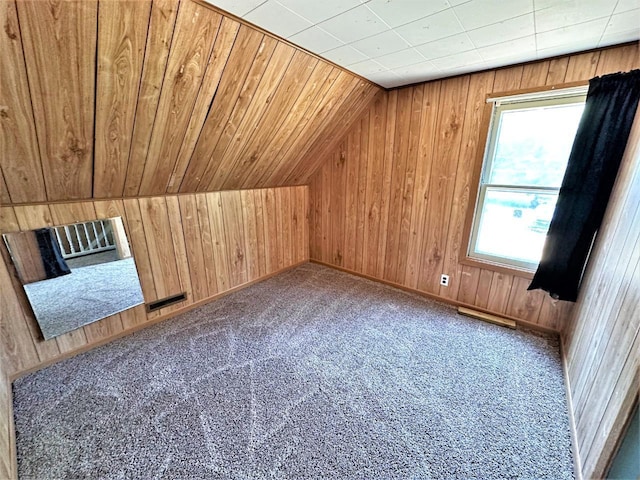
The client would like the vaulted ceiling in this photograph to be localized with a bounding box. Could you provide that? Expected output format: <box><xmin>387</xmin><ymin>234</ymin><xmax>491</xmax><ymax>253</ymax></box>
<box><xmin>1</xmin><ymin>0</ymin><xmax>381</xmax><ymax>205</ymax></box>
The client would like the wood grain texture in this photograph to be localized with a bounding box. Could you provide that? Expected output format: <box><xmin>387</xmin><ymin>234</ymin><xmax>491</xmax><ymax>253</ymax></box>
<box><xmin>308</xmin><ymin>44</ymin><xmax>638</xmax><ymax>332</ymax></box>
<box><xmin>167</xmin><ymin>17</ymin><xmax>240</xmax><ymax>193</ymax></box>
<box><xmin>563</xmin><ymin>98</ymin><xmax>640</xmax><ymax>479</ymax></box>
<box><xmin>0</xmin><ymin>186</ymin><xmax>307</xmax><ymax>379</ymax></box>
<box><xmin>1</xmin><ymin>0</ymin><xmax>380</xmax><ymax>204</ymax></box>
<box><xmin>17</xmin><ymin>0</ymin><xmax>97</xmax><ymax>201</ymax></box>
<box><xmin>124</xmin><ymin>0</ymin><xmax>180</xmax><ymax>197</ymax></box>
<box><xmin>0</xmin><ymin>1</ymin><xmax>46</xmax><ymax>204</ymax></box>
<box><xmin>0</xmin><ymin>169</ymin><xmax>11</xmax><ymax>205</ymax></box>
<box><xmin>137</xmin><ymin>1</ymin><xmax>222</xmax><ymax>195</ymax></box>
<box><xmin>179</xmin><ymin>26</ymin><xmax>271</xmax><ymax>192</ymax></box>
<box><xmin>0</xmin><ymin>357</ymin><xmax>14</xmax><ymax>480</ymax></box>
<box><xmin>93</xmin><ymin>0</ymin><xmax>151</xmax><ymax>198</ymax></box>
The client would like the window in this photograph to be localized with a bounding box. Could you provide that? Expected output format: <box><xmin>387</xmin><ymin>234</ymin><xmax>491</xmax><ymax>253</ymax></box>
<box><xmin>467</xmin><ymin>88</ymin><xmax>587</xmax><ymax>271</ymax></box>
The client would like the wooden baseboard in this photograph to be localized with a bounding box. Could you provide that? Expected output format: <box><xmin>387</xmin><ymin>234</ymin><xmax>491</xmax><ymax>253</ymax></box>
<box><xmin>310</xmin><ymin>259</ymin><xmax>559</xmax><ymax>335</ymax></box>
<box><xmin>560</xmin><ymin>336</ymin><xmax>584</xmax><ymax>480</ymax></box>
<box><xmin>11</xmin><ymin>260</ymin><xmax>308</xmax><ymax>381</ymax></box>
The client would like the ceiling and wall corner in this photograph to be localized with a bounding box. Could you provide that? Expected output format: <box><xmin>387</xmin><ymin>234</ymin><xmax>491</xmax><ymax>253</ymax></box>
<box><xmin>204</xmin><ymin>0</ymin><xmax>640</xmax><ymax>88</ymax></box>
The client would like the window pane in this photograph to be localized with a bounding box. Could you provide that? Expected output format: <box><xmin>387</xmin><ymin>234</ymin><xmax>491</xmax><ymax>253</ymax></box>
<box><xmin>474</xmin><ymin>189</ymin><xmax>558</xmax><ymax>266</ymax></box>
<box><xmin>488</xmin><ymin>102</ymin><xmax>584</xmax><ymax>187</ymax></box>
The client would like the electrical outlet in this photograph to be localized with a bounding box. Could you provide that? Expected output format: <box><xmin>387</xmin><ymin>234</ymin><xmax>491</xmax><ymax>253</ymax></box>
<box><xmin>440</xmin><ymin>274</ymin><xmax>449</xmax><ymax>287</ymax></box>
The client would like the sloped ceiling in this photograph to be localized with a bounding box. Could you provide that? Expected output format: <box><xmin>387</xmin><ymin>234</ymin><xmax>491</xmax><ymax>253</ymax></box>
<box><xmin>0</xmin><ymin>0</ymin><xmax>381</xmax><ymax>204</ymax></box>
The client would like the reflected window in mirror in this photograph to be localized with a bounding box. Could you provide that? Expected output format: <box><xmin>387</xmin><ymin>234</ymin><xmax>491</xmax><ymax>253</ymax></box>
<box><xmin>3</xmin><ymin>217</ymin><xmax>144</xmax><ymax>340</ymax></box>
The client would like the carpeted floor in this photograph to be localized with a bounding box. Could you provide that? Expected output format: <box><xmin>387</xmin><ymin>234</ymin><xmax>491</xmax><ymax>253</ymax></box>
<box><xmin>24</xmin><ymin>257</ymin><xmax>144</xmax><ymax>340</ymax></box>
<box><xmin>13</xmin><ymin>263</ymin><xmax>575</xmax><ymax>479</ymax></box>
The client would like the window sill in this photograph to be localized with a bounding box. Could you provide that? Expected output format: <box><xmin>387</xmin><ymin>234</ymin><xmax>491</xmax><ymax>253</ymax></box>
<box><xmin>459</xmin><ymin>256</ymin><xmax>535</xmax><ymax>279</ymax></box>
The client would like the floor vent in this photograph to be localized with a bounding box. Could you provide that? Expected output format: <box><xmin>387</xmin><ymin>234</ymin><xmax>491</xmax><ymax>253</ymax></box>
<box><xmin>457</xmin><ymin>306</ymin><xmax>516</xmax><ymax>329</ymax></box>
<box><xmin>146</xmin><ymin>292</ymin><xmax>187</xmax><ymax>312</ymax></box>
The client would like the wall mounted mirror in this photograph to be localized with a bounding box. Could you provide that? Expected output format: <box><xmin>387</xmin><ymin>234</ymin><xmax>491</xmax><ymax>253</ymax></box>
<box><xmin>3</xmin><ymin>217</ymin><xmax>144</xmax><ymax>340</ymax></box>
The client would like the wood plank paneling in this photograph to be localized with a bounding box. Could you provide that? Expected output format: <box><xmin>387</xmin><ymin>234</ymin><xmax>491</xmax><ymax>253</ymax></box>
<box><xmin>220</xmin><ymin>191</ymin><xmax>248</xmax><ymax>287</ymax></box>
<box><xmin>0</xmin><ymin>187</ymin><xmax>307</xmax><ymax>378</ymax></box>
<box><xmin>124</xmin><ymin>0</ymin><xmax>180</xmax><ymax>197</ymax></box>
<box><xmin>138</xmin><ymin>197</ymin><xmax>185</xmax><ymax>313</ymax></box>
<box><xmin>285</xmin><ymin>80</ymin><xmax>381</xmax><ymax>185</ymax></box>
<box><xmin>178</xmin><ymin>195</ymin><xmax>209</xmax><ymax>301</ymax></box>
<box><xmin>205</xmin><ymin>42</ymin><xmax>299</xmax><ymax>191</ymax></box>
<box><xmin>0</xmin><ymin>1</ymin><xmax>46</xmax><ymax>204</ymax></box>
<box><xmin>563</xmin><ymin>100</ymin><xmax>640</xmax><ymax>479</ymax></box>
<box><xmin>187</xmin><ymin>32</ymin><xmax>278</xmax><ymax>191</ymax></box>
<box><xmin>308</xmin><ymin>44</ymin><xmax>638</xmax><ymax>332</ymax></box>
<box><xmin>167</xmin><ymin>17</ymin><xmax>241</xmax><ymax>193</ymax></box>
<box><xmin>249</xmin><ymin>63</ymin><xmax>338</xmax><ymax>188</ymax></box>
<box><xmin>0</xmin><ymin>358</ymin><xmax>14</xmax><ymax>480</ymax></box>
<box><xmin>416</xmin><ymin>75</ymin><xmax>469</xmax><ymax>293</ymax></box>
<box><xmin>93</xmin><ymin>0</ymin><xmax>151</xmax><ymax>198</ymax></box>
<box><xmin>137</xmin><ymin>1</ymin><xmax>222</xmax><ymax>195</ymax></box>
<box><xmin>0</xmin><ymin>170</ymin><xmax>11</xmax><ymax>205</ymax></box>
<box><xmin>17</xmin><ymin>0</ymin><xmax>97</xmax><ymax>201</ymax></box>
<box><xmin>219</xmin><ymin>52</ymin><xmax>319</xmax><ymax>190</ymax></box>
<box><xmin>2</xmin><ymin>0</ymin><xmax>380</xmax><ymax>204</ymax></box>
<box><xmin>257</xmin><ymin>69</ymin><xmax>347</xmax><ymax>187</ymax></box>
<box><xmin>439</xmin><ymin>72</ymin><xmax>495</xmax><ymax>300</ymax></box>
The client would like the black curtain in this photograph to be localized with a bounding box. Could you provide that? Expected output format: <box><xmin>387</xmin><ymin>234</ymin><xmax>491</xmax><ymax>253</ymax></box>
<box><xmin>528</xmin><ymin>69</ymin><xmax>640</xmax><ymax>301</ymax></box>
<box><xmin>35</xmin><ymin>228</ymin><xmax>71</xmax><ymax>280</ymax></box>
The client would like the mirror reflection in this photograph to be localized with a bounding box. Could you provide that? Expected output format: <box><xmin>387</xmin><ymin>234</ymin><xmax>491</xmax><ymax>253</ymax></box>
<box><xmin>3</xmin><ymin>217</ymin><xmax>144</xmax><ymax>340</ymax></box>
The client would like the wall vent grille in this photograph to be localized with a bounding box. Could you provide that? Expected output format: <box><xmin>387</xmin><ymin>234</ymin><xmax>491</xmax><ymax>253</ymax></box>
<box><xmin>146</xmin><ymin>292</ymin><xmax>187</xmax><ymax>312</ymax></box>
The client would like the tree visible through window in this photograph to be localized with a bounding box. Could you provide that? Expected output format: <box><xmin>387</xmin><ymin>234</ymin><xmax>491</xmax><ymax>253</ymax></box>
<box><xmin>468</xmin><ymin>90</ymin><xmax>587</xmax><ymax>271</ymax></box>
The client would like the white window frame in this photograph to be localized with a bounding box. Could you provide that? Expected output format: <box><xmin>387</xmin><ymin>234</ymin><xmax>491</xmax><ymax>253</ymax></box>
<box><xmin>467</xmin><ymin>87</ymin><xmax>588</xmax><ymax>271</ymax></box>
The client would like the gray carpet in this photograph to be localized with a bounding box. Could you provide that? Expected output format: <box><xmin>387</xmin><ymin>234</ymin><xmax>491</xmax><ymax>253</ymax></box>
<box><xmin>24</xmin><ymin>257</ymin><xmax>144</xmax><ymax>340</ymax></box>
<box><xmin>13</xmin><ymin>263</ymin><xmax>574</xmax><ymax>479</ymax></box>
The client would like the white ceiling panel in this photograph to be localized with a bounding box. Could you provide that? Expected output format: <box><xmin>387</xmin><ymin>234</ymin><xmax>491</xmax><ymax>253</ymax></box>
<box><xmin>453</xmin><ymin>0</ymin><xmax>533</xmax><ymax>30</ymax></box>
<box><xmin>431</xmin><ymin>49</ymin><xmax>484</xmax><ymax>70</ymax></box>
<box><xmin>614</xmin><ymin>0</ymin><xmax>640</xmax><ymax>13</ymax></box>
<box><xmin>395</xmin><ymin>60</ymin><xmax>442</xmax><ymax>85</ymax></box>
<box><xmin>536</xmin><ymin>17</ymin><xmax>608</xmax><ymax>51</ymax></box>
<box><xmin>478</xmin><ymin>36</ymin><xmax>537</xmax><ymax>61</ymax></box>
<box><xmin>415</xmin><ymin>33</ymin><xmax>476</xmax><ymax>60</ymax></box>
<box><xmin>204</xmin><ymin>0</ymin><xmax>640</xmax><ymax>88</ymax></box>
<box><xmin>317</xmin><ymin>5</ymin><xmax>388</xmax><ymax>44</ymax></box>
<box><xmin>366</xmin><ymin>69</ymin><xmax>403</xmax><ymax>89</ymax></box>
<box><xmin>276</xmin><ymin>0</ymin><xmax>361</xmax><ymax>24</ymax></box>
<box><xmin>347</xmin><ymin>58</ymin><xmax>387</xmax><ymax>76</ymax></box>
<box><xmin>365</xmin><ymin>0</ymin><xmax>452</xmax><ymax>28</ymax></box>
<box><xmin>374</xmin><ymin>48</ymin><xmax>428</xmax><ymax>70</ymax></box>
<box><xmin>288</xmin><ymin>26</ymin><xmax>344</xmax><ymax>54</ymax></box>
<box><xmin>600</xmin><ymin>9</ymin><xmax>640</xmax><ymax>46</ymax></box>
<box><xmin>350</xmin><ymin>30</ymin><xmax>410</xmax><ymax>58</ymax></box>
<box><xmin>395</xmin><ymin>9</ymin><xmax>464</xmax><ymax>46</ymax></box>
<box><xmin>466</xmin><ymin>14</ymin><xmax>535</xmax><ymax>48</ymax></box>
<box><xmin>244</xmin><ymin>1</ymin><xmax>312</xmax><ymax>38</ymax></box>
<box><xmin>322</xmin><ymin>44</ymin><xmax>368</xmax><ymax>65</ymax></box>
<box><xmin>534</xmin><ymin>0</ymin><xmax>616</xmax><ymax>33</ymax></box>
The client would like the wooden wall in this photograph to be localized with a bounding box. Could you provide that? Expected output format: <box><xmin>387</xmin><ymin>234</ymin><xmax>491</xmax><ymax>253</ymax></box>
<box><xmin>0</xmin><ymin>357</ymin><xmax>13</xmax><ymax>480</ymax></box>
<box><xmin>309</xmin><ymin>43</ymin><xmax>640</xmax><ymax>332</ymax></box>
<box><xmin>0</xmin><ymin>187</ymin><xmax>308</xmax><ymax>377</ymax></box>
<box><xmin>0</xmin><ymin>0</ymin><xmax>379</xmax><ymax>204</ymax></box>
<box><xmin>562</xmin><ymin>106</ymin><xmax>640</xmax><ymax>478</ymax></box>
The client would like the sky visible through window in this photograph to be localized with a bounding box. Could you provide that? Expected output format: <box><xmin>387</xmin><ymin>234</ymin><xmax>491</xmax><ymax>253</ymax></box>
<box><xmin>474</xmin><ymin>101</ymin><xmax>585</xmax><ymax>266</ymax></box>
